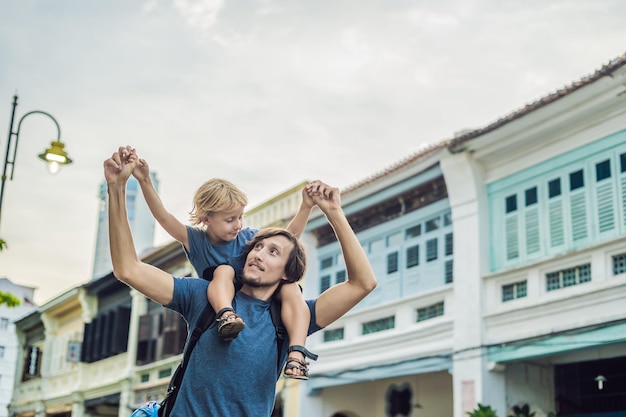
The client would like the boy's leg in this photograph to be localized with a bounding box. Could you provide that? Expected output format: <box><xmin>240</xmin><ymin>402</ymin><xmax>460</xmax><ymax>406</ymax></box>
<box><xmin>208</xmin><ymin>265</ymin><xmax>245</xmax><ymax>341</ymax></box>
<box><xmin>279</xmin><ymin>282</ymin><xmax>317</xmax><ymax>379</ymax></box>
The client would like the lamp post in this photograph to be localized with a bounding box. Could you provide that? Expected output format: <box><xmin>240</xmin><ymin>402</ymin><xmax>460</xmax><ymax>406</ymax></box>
<box><xmin>0</xmin><ymin>94</ymin><xmax>73</xmax><ymax>230</ymax></box>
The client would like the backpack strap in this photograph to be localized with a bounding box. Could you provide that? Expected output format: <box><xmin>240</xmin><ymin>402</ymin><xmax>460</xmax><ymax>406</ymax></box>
<box><xmin>269</xmin><ymin>284</ymin><xmax>288</xmax><ymax>371</ymax></box>
<box><xmin>184</xmin><ymin>302</ymin><xmax>216</xmax><ymax>358</ymax></box>
<box><xmin>159</xmin><ymin>303</ymin><xmax>215</xmax><ymax>417</ymax></box>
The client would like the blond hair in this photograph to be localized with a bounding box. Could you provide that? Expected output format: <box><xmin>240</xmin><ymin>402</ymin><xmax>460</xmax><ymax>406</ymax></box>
<box><xmin>189</xmin><ymin>178</ymin><xmax>248</xmax><ymax>226</ymax></box>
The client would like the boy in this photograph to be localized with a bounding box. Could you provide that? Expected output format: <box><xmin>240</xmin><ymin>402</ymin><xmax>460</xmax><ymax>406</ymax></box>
<box><xmin>132</xmin><ymin>156</ymin><xmax>317</xmax><ymax>379</ymax></box>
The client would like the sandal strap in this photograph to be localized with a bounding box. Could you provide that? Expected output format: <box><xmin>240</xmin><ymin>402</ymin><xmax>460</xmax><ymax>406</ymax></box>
<box><xmin>285</xmin><ymin>357</ymin><xmax>309</xmax><ymax>378</ymax></box>
<box><xmin>215</xmin><ymin>307</ymin><xmax>234</xmax><ymax>321</ymax></box>
<box><xmin>288</xmin><ymin>345</ymin><xmax>318</xmax><ymax>361</ymax></box>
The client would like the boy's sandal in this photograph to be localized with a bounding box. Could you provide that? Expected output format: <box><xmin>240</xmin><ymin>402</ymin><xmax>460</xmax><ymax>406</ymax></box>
<box><xmin>284</xmin><ymin>345</ymin><xmax>319</xmax><ymax>380</ymax></box>
<box><xmin>215</xmin><ymin>307</ymin><xmax>245</xmax><ymax>341</ymax></box>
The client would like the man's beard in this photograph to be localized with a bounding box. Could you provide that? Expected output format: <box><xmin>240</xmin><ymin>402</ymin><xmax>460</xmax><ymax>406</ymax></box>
<box><xmin>241</xmin><ymin>274</ymin><xmax>280</xmax><ymax>289</ymax></box>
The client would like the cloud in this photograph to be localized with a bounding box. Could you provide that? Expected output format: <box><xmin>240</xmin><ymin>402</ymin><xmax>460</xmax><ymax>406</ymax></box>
<box><xmin>173</xmin><ymin>0</ymin><xmax>227</xmax><ymax>31</ymax></box>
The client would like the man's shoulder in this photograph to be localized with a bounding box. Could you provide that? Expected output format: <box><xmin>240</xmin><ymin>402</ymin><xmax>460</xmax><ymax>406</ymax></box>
<box><xmin>173</xmin><ymin>276</ymin><xmax>209</xmax><ymax>298</ymax></box>
<box><xmin>169</xmin><ymin>277</ymin><xmax>209</xmax><ymax>316</ymax></box>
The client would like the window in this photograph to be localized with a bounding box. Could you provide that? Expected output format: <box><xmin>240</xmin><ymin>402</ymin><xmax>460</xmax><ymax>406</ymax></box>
<box><xmin>444</xmin><ymin>233</ymin><xmax>453</xmax><ymax>256</ymax></box>
<box><xmin>320</xmin><ymin>275</ymin><xmax>331</xmax><ymax>293</ymax></box>
<box><xmin>23</xmin><ymin>346</ymin><xmax>42</xmax><ymax>381</ymax></box>
<box><xmin>417</xmin><ymin>302</ymin><xmax>444</xmax><ymax>322</ymax></box>
<box><xmin>406</xmin><ymin>245</ymin><xmax>419</xmax><ymax>268</ymax></box>
<box><xmin>362</xmin><ymin>316</ymin><xmax>395</xmax><ymax>335</ymax></box>
<box><xmin>548</xmin><ymin>178</ymin><xmax>561</xmax><ymax>198</ymax></box>
<box><xmin>0</xmin><ymin>317</ymin><xmax>8</xmax><ymax>330</ymax></box>
<box><xmin>426</xmin><ymin>238</ymin><xmax>438</xmax><ymax>262</ymax></box>
<box><xmin>569</xmin><ymin>169</ymin><xmax>584</xmax><ymax>190</ymax></box>
<box><xmin>140</xmin><ymin>373</ymin><xmax>150</xmax><ymax>383</ymax></box>
<box><xmin>425</xmin><ymin>217</ymin><xmax>440</xmax><ymax>232</ymax></box>
<box><xmin>492</xmin><ymin>143</ymin><xmax>626</xmax><ymax>271</ymax></box>
<box><xmin>405</xmin><ymin>224</ymin><xmax>421</xmax><ymax>238</ymax></box>
<box><xmin>134</xmin><ymin>308</ymin><xmax>185</xmax><ymax>366</ymax></box>
<box><xmin>136</xmin><ymin>312</ymin><xmax>159</xmax><ymax>365</ymax></box>
<box><xmin>505</xmin><ymin>195</ymin><xmax>517</xmax><ymax>213</ymax></box>
<box><xmin>320</xmin><ymin>256</ymin><xmax>333</xmax><ymax>269</ymax></box>
<box><xmin>596</xmin><ymin>160</ymin><xmax>611</xmax><ymax>181</ymax></box>
<box><xmin>158</xmin><ymin>368</ymin><xmax>172</xmax><ymax>379</ymax></box>
<box><xmin>323</xmin><ymin>328</ymin><xmax>344</xmax><ymax>342</ymax></box>
<box><xmin>387</xmin><ymin>252</ymin><xmax>399</xmax><ymax>274</ymax></box>
<box><xmin>502</xmin><ymin>281</ymin><xmax>527</xmax><ymax>302</ymax></box>
<box><xmin>443</xmin><ymin>212</ymin><xmax>452</xmax><ymax>226</ymax></box>
<box><xmin>0</xmin><ymin>345</ymin><xmax>4</xmax><ymax>358</ymax></box>
<box><xmin>444</xmin><ymin>260</ymin><xmax>453</xmax><ymax>284</ymax></box>
<box><xmin>162</xmin><ymin>309</ymin><xmax>186</xmax><ymax>356</ymax></box>
<box><xmin>546</xmin><ymin>263</ymin><xmax>591</xmax><ymax>291</ymax></box>
<box><xmin>82</xmin><ymin>306</ymin><xmax>131</xmax><ymax>363</ymax></box>
<box><xmin>335</xmin><ymin>270</ymin><xmax>346</xmax><ymax>283</ymax></box>
<box><xmin>525</xmin><ymin>187</ymin><xmax>538</xmax><ymax>206</ymax></box>
<box><xmin>613</xmin><ymin>253</ymin><xmax>626</xmax><ymax>275</ymax></box>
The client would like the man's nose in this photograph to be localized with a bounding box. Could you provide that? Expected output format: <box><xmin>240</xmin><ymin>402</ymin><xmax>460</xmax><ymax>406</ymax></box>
<box><xmin>254</xmin><ymin>248</ymin><xmax>266</xmax><ymax>260</ymax></box>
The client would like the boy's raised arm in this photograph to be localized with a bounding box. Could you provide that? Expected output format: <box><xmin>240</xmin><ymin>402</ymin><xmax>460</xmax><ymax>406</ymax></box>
<box><xmin>309</xmin><ymin>182</ymin><xmax>377</xmax><ymax>328</ymax></box>
<box><xmin>286</xmin><ymin>182</ymin><xmax>317</xmax><ymax>239</ymax></box>
<box><xmin>132</xmin><ymin>156</ymin><xmax>189</xmax><ymax>249</ymax></box>
<box><xmin>105</xmin><ymin>146</ymin><xmax>175</xmax><ymax>306</ymax></box>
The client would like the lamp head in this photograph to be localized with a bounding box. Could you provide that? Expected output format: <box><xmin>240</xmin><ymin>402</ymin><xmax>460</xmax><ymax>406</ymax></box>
<box><xmin>38</xmin><ymin>140</ymin><xmax>73</xmax><ymax>174</ymax></box>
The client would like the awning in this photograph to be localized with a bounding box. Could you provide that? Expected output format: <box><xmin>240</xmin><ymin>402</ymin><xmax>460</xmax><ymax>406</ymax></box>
<box><xmin>487</xmin><ymin>321</ymin><xmax>626</xmax><ymax>363</ymax></box>
<box><xmin>307</xmin><ymin>354</ymin><xmax>452</xmax><ymax>395</ymax></box>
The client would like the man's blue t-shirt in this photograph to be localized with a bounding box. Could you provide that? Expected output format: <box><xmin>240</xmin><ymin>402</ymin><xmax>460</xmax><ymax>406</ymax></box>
<box><xmin>185</xmin><ymin>226</ymin><xmax>258</xmax><ymax>278</ymax></box>
<box><xmin>166</xmin><ymin>277</ymin><xmax>321</xmax><ymax>417</ymax></box>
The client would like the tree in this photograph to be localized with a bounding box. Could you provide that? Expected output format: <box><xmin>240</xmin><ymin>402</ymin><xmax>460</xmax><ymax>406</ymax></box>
<box><xmin>468</xmin><ymin>404</ymin><xmax>499</xmax><ymax>417</ymax></box>
<box><xmin>0</xmin><ymin>239</ymin><xmax>21</xmax><ymax>307</ymax></box>
<box><xmin>0</xmin><ymin>291</ymin><xmax>20</xmax><ymax>307</ymax></box>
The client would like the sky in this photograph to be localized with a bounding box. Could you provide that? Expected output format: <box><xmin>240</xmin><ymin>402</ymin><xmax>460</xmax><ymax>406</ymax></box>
<box><xmin>1</xmin><ymin>0</ymin><xmax>625</xmax><ymax>305</ymax></box>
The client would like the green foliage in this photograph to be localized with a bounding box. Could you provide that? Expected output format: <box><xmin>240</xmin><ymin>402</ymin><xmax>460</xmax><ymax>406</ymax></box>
<box><xmin>509</xmin><ymin>404</ymin><xmax>535</xmax><ymax>417</ymax></box>
<box><xmin>467</xmin><ymin>403</ymin><xmax>499</xmax><ymax>417</ymax></box>
<box><xmin>0</xmin><ymin>238</ymin><xmax>6</xmax><ymax>251</ymax></box>
<box><xmin>0</xmin><ymin>291</ymin><xmax>21</xmax><ymax>307</ymax></box>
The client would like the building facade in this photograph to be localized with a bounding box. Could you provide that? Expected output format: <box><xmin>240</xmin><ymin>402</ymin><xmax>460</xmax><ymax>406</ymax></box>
<box><xmin>0</xmin><ymin>279</ymin><xmax>36</xmax><ymax>417</ymax></box>
<box><xmin>295</xmin><ymin>54</ymin><xmax>626</xmax><ymax>417</ymax></box>
<box><xmin>7</xmin><ymin>53</ymin><xmax>626</xmax><ymax>417</ymax></box>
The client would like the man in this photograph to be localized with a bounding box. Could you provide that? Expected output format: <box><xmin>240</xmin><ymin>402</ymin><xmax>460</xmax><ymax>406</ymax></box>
<box><xmin>104</xmin><ymin>146</ymin><xmax>377</xmax><ymax>416</ymax></box>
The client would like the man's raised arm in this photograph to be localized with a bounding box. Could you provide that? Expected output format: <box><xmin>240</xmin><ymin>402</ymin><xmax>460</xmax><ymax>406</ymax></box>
<box><xmin>104</xmin><ymin>146</ymin><xmax>175</xmax><ymax>306</ymax></box>
<box><xmin>309</xmin><ymin>182</ymin><xmax>377</xmax><ymax>328</ymax></box>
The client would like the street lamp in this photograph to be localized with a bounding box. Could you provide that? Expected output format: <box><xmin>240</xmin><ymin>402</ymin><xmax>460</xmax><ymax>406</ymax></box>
<box><xmin>0</xmin><ymin>94</ymin><xmax>73</xmax><ymax>229</ymax></box>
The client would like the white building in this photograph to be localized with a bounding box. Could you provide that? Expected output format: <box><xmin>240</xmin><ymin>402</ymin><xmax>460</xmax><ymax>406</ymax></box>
<box><xmin>0</xmin><ymin>278</ymin><xmax>37</xmax><ymax>417</ymax></box>
<box><xmin>296</xmin><ymin>52</ymin><xmax>626</xmax><ymax>417</ymax></box>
